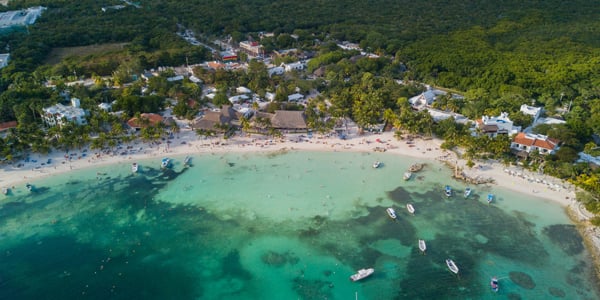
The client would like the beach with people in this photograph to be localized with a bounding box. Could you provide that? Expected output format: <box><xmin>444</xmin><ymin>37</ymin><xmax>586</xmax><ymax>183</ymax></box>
<box><xmin>1</xmin><ymin>128</ymin><xmax>577</xmax><ymax>207</ymax></box>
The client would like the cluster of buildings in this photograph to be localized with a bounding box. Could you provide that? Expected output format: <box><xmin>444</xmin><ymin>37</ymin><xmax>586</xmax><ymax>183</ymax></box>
<box><xmin>409</xmin><ymin>87</ymin><xmax>564</xmax><ymax>157</ymax></box>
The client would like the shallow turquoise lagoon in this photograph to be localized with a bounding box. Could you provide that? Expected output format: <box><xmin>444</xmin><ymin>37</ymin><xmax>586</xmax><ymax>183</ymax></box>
<box><xmin>1</xmin><ymin>151</ymin><xmax>598</xmax><ymax>299</ymax></box>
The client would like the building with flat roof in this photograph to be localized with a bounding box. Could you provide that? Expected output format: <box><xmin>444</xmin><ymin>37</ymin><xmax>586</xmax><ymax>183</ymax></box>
<box><xmin>239</xmin><ymin>41</ymin><xmax>264</xmax><ymax>58</ymax></box>
<box><xmin>0</xmin><ymin>53</ymin><xmax>8</xmax><ymax>69</ymax></box>
<box><xmin>43</xmin><ymin>102</ymin><xmax>87</xmax><ymax>127</ymax></box>
<box><xmin>0</xmin><ymin>6</ymin><xmax>45</xmax><ymax>28</ymax></box>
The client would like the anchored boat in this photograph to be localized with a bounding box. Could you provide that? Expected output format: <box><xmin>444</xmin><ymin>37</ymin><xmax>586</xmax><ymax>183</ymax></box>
<box><xmin>350</xmin><ymin>268</ymin><xmax>374</xmax><ymax>282</ymax></box>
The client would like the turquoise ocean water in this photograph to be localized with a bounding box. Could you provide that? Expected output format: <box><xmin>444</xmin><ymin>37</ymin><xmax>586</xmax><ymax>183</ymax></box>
<box><xmin>0</xmin><ymin>151</ymin><xmax>598</xmax><ymax>299</ymax></box>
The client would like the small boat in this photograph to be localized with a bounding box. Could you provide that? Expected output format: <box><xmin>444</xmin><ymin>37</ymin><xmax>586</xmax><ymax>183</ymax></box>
<box><xmin>350</xmin><ymin>268</ymin><xmax>374</xmax><ymax>282</ymax></box>
<box><xmin>386</xmin><ymin>207</ymin><xmax>397</xmax><ymax>219</ymax></box>
<box><xmin>131</xmin><ymin>162</ymin><xmax>139</xmax><ymax>173</ymax></box>
<box><xmin>446</xmin><ymin>259</ymin><xmax>459</xmax><ymax>274</ymax></box>
<box><xmin>464</xmin><ymin>187</ymin><xmax>471</xmax><ymax>198</ymax></box>
<box><xmin>403</xmin><ymin>172</ymin><xmax>412</xmax><ymax>181</ymax></box>
<box><xmin>26</xmin><ymin>183</ymin><xmax>33</xmax><ymax>191</ymax></box>
<box><xmin>406</xmin><ymin>203</ymin><xmax>415</xmax><ymax>214</ymax></box>
<box><xmin>373</xmin><ymin>161</ymin><xmax>381</xmax><ymax>169</ymax></box>
<box><xmin>161</xmin><ymin>157</ymin><xmax>171</xmax><ymax>169</ymax></box>
<box><xmin>487</xmin><ymin>193</ymin><xmax>494</xmax><ymax>204</ymax></box>
<box><xmin>408</xmin><ymin>163</ymin><xmax>424</xmax><ymax>172</ymax></box>
<box><xmin>445</xmin><ymin>185</ymin><xmax>452</xmax><ymax>197</ymax></box>
<box><xmin>490</xmin><ymin>276</ymin><xmax>499</xmax><ymax>292</ymax></box>
<box><xmin>418</xmin><ymin>239</ymin><xmax>427</xmax><ymax>254</ymax></box>
<box><xmin>184</xmin><ymin>156</ymin><xmax>192</xmax><ymax>167</ymax></box>
<box><xmin>2</xmin><ymin>187</ymin><xmax>8</xmax><ymax>195</ymax></box>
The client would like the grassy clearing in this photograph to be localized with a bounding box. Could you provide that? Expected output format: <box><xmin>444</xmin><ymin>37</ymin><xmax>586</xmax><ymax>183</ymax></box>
<box><xmin>44</xmin><ymin>43</ymin><xmax>128</xmax><ymax>65</ymax></box>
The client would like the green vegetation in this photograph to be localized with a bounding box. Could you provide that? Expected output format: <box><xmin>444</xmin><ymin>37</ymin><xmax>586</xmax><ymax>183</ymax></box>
<box><xmin>0</xmin><ymin>0</ymin><xmax>600</xmax><ymax>214</ymax></box>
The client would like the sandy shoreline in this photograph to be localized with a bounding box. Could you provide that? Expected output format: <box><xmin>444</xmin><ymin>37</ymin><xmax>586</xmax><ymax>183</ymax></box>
<box><xmin>1</xmin><ymin>129</ymin><xmax>576</xmax><ymax>207</ymax></box>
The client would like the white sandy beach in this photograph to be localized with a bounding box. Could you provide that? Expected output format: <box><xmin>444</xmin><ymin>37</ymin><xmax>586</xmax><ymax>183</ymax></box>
<box><xmin>1</xmin><ymin>129</ymin><xmax>577</xmax><ymax>208</ymax></box>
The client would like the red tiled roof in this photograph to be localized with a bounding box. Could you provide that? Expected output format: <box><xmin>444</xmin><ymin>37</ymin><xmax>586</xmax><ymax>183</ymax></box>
<box><xmin>0</xmin><ymin>121</ymin><xmax>17</xmax><ymax>131</ymax></box>
<box><xmin>513</xmin><ymin>132</ymin><xmax>559</xmax><ymax>150</ymax></box>
<box><xmin>127</xmin><ymin>113</ymin><xmax>163</xmax><ymax>128</ymax></box>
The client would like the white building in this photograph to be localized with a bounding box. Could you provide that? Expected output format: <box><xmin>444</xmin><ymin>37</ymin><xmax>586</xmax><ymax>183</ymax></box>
<box><xmin>511</xmin><ymin>132</ymin><xmax>560</xmax><ymax>155</ymax></box>
<box><xmin>0</xmin><ymin>53</ymin><xmax>9</xmax><ymax>69</ymax></box>
<box><xmin>43</xmin><ymin>100</ymin><xmax>87</xmax><ymax>127</ymax></box>
<box><xmin>520</xmin><ymin>104</ymin><xmax>543</xmax><ymax>123</ymax></box>
<box><xmin>287</xmin><ymin>93</ymin><xmax>304</xmax><ymax>102</ymax></box>
<box><xmin>236</xmin><ymin>86</ymin><xmax>252</xmax><ymax>94</ymax></box>
<box><xmin>265</xmin><ymin>92</ymin><xmax>275</xmax><ymax>102</ymax></box>
<box><xmin>284</xmin><ymin>62</ymin><xmax>305</xmax><ymax>72</ymax></box>
<box><xmin>0</xmin><ymin>6</ymin><xmax>45</xmax><ymax>28</ymax></box>
<box><xmin>476</xmin><ymin>112</ymin><xmax>520</xmax><ymax>137</ymax></box>
<box><xmin>268</xmin><ymin>66</ymin><xmax>284</xmax><ymax>77</ymax></box>
<box><xmin>228</xmin><ymin>94</ymin><xmax>250</xmax><ymax>103</ymax></box>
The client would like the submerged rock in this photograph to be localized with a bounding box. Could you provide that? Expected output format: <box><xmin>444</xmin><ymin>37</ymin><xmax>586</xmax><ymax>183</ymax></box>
<box><xmin>542</xmin><ymin>224</ymin><xmax>584</xmax><ymax>255</ymax></box>
<box><xmin>509</xmin><ymin>271</ymin><xmax>536</xmax><ymax>289</ymax></box>
<box><xmin>549</xmin><ymin>287</ymin><xmax>566</xmax><ymax>298</ymax></box>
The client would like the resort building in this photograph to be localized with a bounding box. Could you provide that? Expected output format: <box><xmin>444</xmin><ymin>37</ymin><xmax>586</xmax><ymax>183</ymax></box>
<box><xmin>0</xmin><ymin>53</ymin><xmax>9</xmax><ymax>69</ymax></box>
<box><xmin>42</xmin><ymin>99</ymin><xmax>87</xmax><ymax>127</ymax></box>
<box><xmin>251</xmin><ymin>110</ymin><xmax>307</xmax><ymax>133</ymax></box>
<box><xmin>475</xmin><ymin>112</ymin><xmax>520</xmax><ymax>137</ymax></box>
<box><xmin>239</xmin><ymin>41</ymin><xmax>264</xmax><ymax>58</ymax></box>
<box><xmin>192</xmin><ymin>105</ymin><xmax>239</xmax><ymax>131</ymax></box>
<box><xmin>126</xmin><ymin>113</ymin><xmax>164</xmax><ymax>130</ymax></box>
<box><xmin>0</xmin><ymin>6</ymin><xmax>45</xmax><ymax>29</ymax></box>
<box><xmin>511</xmin><ymin>132</ymin><xmax>560</xmax><ymax>155</ymax></box>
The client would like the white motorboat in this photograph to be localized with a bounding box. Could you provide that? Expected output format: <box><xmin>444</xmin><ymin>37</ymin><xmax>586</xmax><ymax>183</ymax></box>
<box><xmin>131</xmin><ymin>162</ymin><xmax>139</xmax><ymax>173</ymax></box>
<box><xmin>386</xmin><ymin>207</ymin><xmax>397</xmax><ymax>219</ymax></box>
<box><xmin>403</xmin><ymin>172</ymin><xmax>412</xmax><ymax>181</ymax></box>
<box><xmin>372</xmin><ymin>161</ymin><xmax>381</xmax><ymax>169</ymax></box>
<box><xmin>406</xmin><ymin>203</ymin><xmax>415</xmax><ymax>214</ymax></box>
<box><xmin>446</xmin><ymin>259</ymin><xmax>459</xmax><ymax>274</ymax></box>
<box><xmin>2</xmin><ymin>187</ymin><xmax>8</xmax><ymax>195</ymax></box>
<box><xmin>418</xmin><ymin>239</ymin><xmax>426</xmax><ymax>253</ymax></box>
<box><xmin>464</xmin><ymin>187</ymin><xmax>471</xmax><ymax>198</ymax></box>
<box><xmin>184</xmin><ymin>156</ymin><xmax>192</xmax><ymax>167</ymax></box>
<box><xmin>350</xmin><ymin>268</ymin><xmax>374</xmax><ymax>282</ymax></box>
<box><xmin>26</xmin><ymin>183</ymin><xmax>33</xmax><ymax>191</ymax></box>
<box><xmin>161</xmin><ymin>157</ymin><xmax>171</xmax><ymax>169</ymax></box>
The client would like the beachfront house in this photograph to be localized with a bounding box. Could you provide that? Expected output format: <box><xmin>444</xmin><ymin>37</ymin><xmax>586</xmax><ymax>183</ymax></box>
<box><xmin>192</xmin><ymin>105</ymin><xmax>240</xmax><ymax>132</ymax></box>
<box><xmin>475</xmin><ymin>112</ymin><xmax>520</xmax><ymax>137</ymax></box>
<box><xmin>126</xmin><ymin>113</ymin><xmax>164</xmax><ymax>130</ymax></box>
<box><xmin>250</xmin><ymin>110</ymin><xmax>307</xmax><ymax>133</ymax></box>
<box><xmin>42</xmin><ymin>99</ymin><xmax>88</xmax><ymax>127</ymax></box>
<box><xmin>510</xmin><ymin>132</ymin><xmax>560</xmax><ymax>156</ymax></box>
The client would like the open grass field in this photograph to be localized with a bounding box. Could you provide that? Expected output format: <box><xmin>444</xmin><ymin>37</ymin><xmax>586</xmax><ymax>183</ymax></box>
<box><xmin>44</xmin><ymin>43</ymin><xmax>128</xmax><ymax>65</ymax></box>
